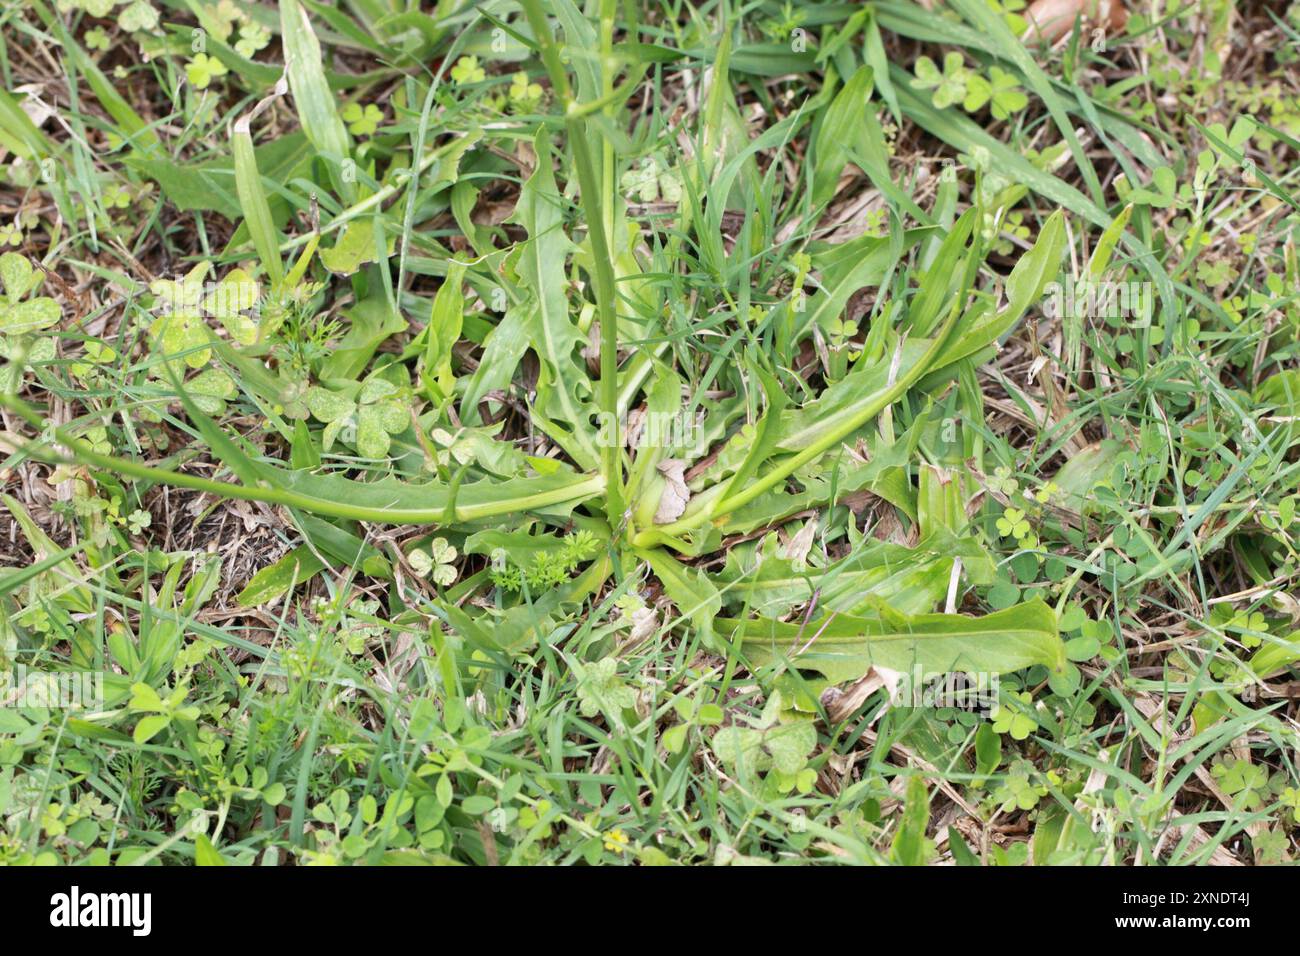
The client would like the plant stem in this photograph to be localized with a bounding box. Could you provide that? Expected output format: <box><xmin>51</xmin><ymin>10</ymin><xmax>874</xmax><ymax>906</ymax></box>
<box><xmin>520</xmin><ymin>0</ymin><xmax>625</xmax><ymax>533</ymax></box>
<box><xmin>0</xmin><ymin>395</ymin><xmax>605</xmax><ymax>525</ymax></box>
<box><xmin>567</xmin><ymin>119</ymin><xmax>624</xmax><ymax>531</ymax></box>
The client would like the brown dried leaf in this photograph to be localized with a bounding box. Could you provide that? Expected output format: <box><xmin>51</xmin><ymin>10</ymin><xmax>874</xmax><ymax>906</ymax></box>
<box><xmin>654</xmin><ymin>459</ymin><xmax>690</xmax><ymax>524</ymax></box>
<box><xmin>780</xmin><ymin>517</ymin><xmax>819</xmax><ymax>569</ymax></box>
<box><xmin>628</xmin><ymin>606</ymin><xmax>658</xmax><ymax>644</ymax></box>
<box><xmin>1024</xmin><ymin>0</ymin><xmax>1127</xmax><ymax>44</ymax></box>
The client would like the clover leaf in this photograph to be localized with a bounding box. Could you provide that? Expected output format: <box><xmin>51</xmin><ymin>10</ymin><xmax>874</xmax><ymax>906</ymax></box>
<box><xmin>235</xmin><ymin>22</ymin><xmax>271</xmax><ymax>59</ymax></box>
<box><xmin>996</xmin><ymin>507</ymin><xmax>1031</xmax><ymax>540</ymax></box>
<box><xmin>1280</xmin><ymin>786</ymin><xmax>1300</xmax><ymax>824</ymax></box>
<box><xmin>70</xmin><ymin>339</ymin><xmax>117</xmax><ymax>382</ymax></box>
<box><xmin>576</xmin><ymin>657</ymin><xmax>638</xmax><ymax>718</ymax></box>
<box><xmin>127</xmin><ymin>509</ymin><xmax>152</xmax><ymax>534</ymax></box>
<box><xmin>75</xmin><ymin>0</ymin><xmax>118</xmax><ymax>15</ymax></box>
<box><xmin>149</xmin><ymin>262</ymin><xmax>212</xmax><ymax>368</ymax></box>
<box><xmin>306</xmin><ymin>377</ymin><xmax>408</xmax><ymax>458</ymax></box>
<box><xmin>710</xmin><ymin>690</ymin><xmax>817</xmax><ymax>781</ymax></box>
<box><xmin>450</xmin><ymin>55</ymin><xmax>485</xmax><ymax>85</ymax></box>
<box><xmin>0</xmin><ymin>253</ymin><xmax>60</xmax><ymax>336</ymax></box>
<box><xmin>187</xmin><ymin>367</ymin><xmax>238</xmax><ymax>415</ymax></box>
<box><xmin>508</xmin><ymin>72</ymin><xmax>543</xmax><ymax>110</ymax></box>
<box><xmin>186</xmin><ymin>52</ymin><xmax>228</xmax><ymax>90</ymax></box>
<box><xmin>964</xmin><ymin>66</ymin><xmax>1028</xmax><ymax>120</ymax></box>
<box><xmin>342</xmin><ymin>102</ymin><xmax>383</xmax><ymax>137</ymax></box>
<box><xmin>992</xmin><ymin>760</ymin><xmax>1048</xmax><ymax>811</ymax></box>
<box><xmin>1252</xmin><ymin>827</ymin><xmax>1289</xmax><ymax>865</ymax></box>
<box><xmin>410</xmin><ymin>538</ymin><xmax>458</xmax><ymax>586</ymax></box>
<box><xmin>1204</xmin><ymin>116</ymin><xmax>1255</xmax><ymax>164</ymax></box>
<box><xmin>912</xmin><ymin>52</ymin><xmax>970</xmax><ymax>110</ymax></box>
<box><xmin>320</xmin><ymin>218</ymin><xmax>394</xmax><ymax>275</ymax></box>
<box><xmin>990</xmin><ymin>691</ymin><xmax>1037</xmax><ymax>740</ymax></box>
<box><xmin>202</xmin><ymin>268</ymin><xmax>262</xmax><ymax>345</ymax></box>
<box><xmin>1212</xmin><ymin>757</ymin><xmax>1270</xmax><ymax>810</ymax></box>
<box><xmin>117</xmin><ymin>0</ymin><xmax>158</xmax><ymax>32</ymax></box>
<box><xmin>619</xmin><ymin>154</ymin><xmax>683</xmax><ymax>204</ymax></box>
<box><xmin>1127</xmin><ymin>166</ymin><xmax>1177</xmax><ymax>208</ymax></box>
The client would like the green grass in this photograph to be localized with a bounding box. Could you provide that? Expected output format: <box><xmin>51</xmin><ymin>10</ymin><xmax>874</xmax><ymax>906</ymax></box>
<box><xmin>1</xmin><ymin>0</ymin><xmax>1299</xmax><ymax>866</ymax></box>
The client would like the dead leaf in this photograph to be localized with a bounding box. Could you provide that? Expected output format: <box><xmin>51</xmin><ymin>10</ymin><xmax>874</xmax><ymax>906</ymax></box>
<box><xmin>1024</xmin><ymin>0</ymin><xmax>1126</xmax><ymax>43</ymax></box>
<box><xmin>654</xmin><ymin>458</ymin><xmax>690</xmax><ymax>524</ymax></box>
<box><xmin>820</xmin><ymin>665</ymin><xmax>902</xmax><ymax>723</ymax></box>
<box><xmin>780</xmin><ymin>517</ymin><xmax>818</xmax><ymax>568</ymax></box>
<box><xmin>582</xmin><ymin>322</ymin><xmax>601</xmax><ymax>377</ymax></box>
<box><xmin>625</xmin><ymin>406</ymin><xmax>646</xmax><ymax>451</ymax></box>
<box><xmin>15</xmin><ymin>85</ymin><xmax>54</xmax><ymax>128</ymax></box>
<box><xmin>628</xmin><ymin>605</ymin><xmax>658</xmax><ymax>644</ymax></box>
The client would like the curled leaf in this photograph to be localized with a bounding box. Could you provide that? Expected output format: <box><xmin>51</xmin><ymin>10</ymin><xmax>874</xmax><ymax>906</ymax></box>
<box><xmin>653</xmin><ymin>459</ymin><xmax>691</xmax><ymax>525</ymax></box>
<box><xmin>1024</xmin><ymin>0</ymin><xmax>1127</xmax><ymax>44</ymax></box>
